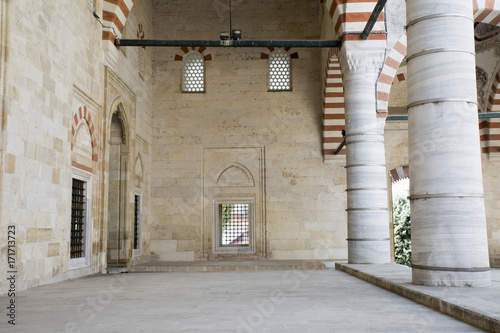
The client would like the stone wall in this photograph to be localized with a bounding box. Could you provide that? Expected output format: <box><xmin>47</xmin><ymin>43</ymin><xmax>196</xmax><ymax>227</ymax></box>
<box><xmin>482</xmin><ymin>156</ymin><xmax>500</xmax><ymax>255</ymax></box>
<box><xmin>0</xmin><ymin>0</ymin><xmax>153</xmax><ymax>294</ymax></box>
<box><xmin>150</xmin><ymin>0</ymin><xmax>348</xmax><ymax>261</ymax></box>
<box><xmin>0</xmin><ymin>0</ymin><xmax>104</xmax><ymax>293</ymax></box>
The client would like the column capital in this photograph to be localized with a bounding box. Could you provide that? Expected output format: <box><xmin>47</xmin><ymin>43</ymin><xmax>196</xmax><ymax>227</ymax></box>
<box><xmin>338</xmin><ymin>47</ymin><xmax>385</xmax><ymax>74</ymax></box>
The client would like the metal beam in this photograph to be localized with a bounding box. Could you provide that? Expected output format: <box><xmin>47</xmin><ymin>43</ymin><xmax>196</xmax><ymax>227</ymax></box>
<box><xmin>360</xmin><ymin>0</ymin><xmax>388</xmax><ymax>40</ymax></box>
<box><xmin>334</xmin><ymin>137</ymin><xmax>346</xmax><ymax>155</ymax></box>
<box><xmin>334</xmin><ymin>113</ymin><xmax>500</xmax><ymax>154</ymax></box>
<box><xmin>333</xmin><ymin>129</ymin><xmax>346</xmax><ymax>155</ymax></box>
<box><xmin>116</xmin><ymin>39</ymin><xmax>341</xmax><ymax>48</ymax></box>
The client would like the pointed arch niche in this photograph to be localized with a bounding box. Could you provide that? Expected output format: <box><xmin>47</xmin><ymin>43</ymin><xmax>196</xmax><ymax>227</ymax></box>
<box><xmin>215</xmin><ymin>163</ymin><xmax>255</xmax><ymax>187</ymax></box>
<box><xmin>107</xmin><ymin>108</ymin><xmax>130</xmax><ymax>267</ymax></box>
<box><xmin>104</xmin><ymin>68</ymin><xmax>137</xmax><ymax>268</ymax></box>
<box><xmin>203</xmin><ymin>147</ymin><xmax>266</xmax><ymax>260</ymax></box>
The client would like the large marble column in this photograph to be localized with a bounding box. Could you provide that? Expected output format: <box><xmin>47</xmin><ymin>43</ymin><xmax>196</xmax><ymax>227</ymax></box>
<box><xmin>407</xmin><ymin>0</ymin><xmax>491</xmax><ymax>286</ymax></box>
<box><xmin>340</xmin><ymin>50</ymin><xmax>391</xmax><ymax>264</ymax></box>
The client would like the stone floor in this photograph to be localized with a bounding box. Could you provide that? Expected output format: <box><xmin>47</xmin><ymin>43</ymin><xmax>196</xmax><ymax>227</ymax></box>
<box><xmin>0</xmin><ymin>267</ymin><xmax>485</xmax><ymax>332</ymax></box>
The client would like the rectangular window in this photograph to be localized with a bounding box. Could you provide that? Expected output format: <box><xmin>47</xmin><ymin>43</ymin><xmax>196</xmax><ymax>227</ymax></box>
<box><xmin>134</xmin><ymin>195</ymin><xmax>140</xmax><ymax>250</ymax></box>
<box><xmin>213</xmin><ymin>197</ymin><xmax>255</xmax><ymax>254</ymax></box>
<box><xmin>182</xmin><ymin>52</ymin><xmax>205</xmax><ymax>92</ymax></box>
<box><xmin>70</xmin><ymin>168</ymin><xmax>92</xmax><ymax>268</ymax></box>
<box><xmin>71</xmin><ymin>179</ymin><xmax>86</xmax><ymax>259</ymax></box>
<box><xmin>269</xmin><ymin>49</ymin><xmax>291</xmax><ymax>91</ymax></box>
<box><xmin>220</xmin><ymin>203</ymin><xmax>249</xmax><ymax>246</ymax></box>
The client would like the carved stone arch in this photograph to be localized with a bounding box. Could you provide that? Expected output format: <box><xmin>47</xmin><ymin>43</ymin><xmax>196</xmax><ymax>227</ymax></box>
<box><xmin>71</xmin><ymin>106</ymin><xmax>98</xmax><ymax>162</ymax></box>
<box><xmin>215</xmin><ymin>162</ymin><xmax>255</xmax><ymax>187</ymax></box>
<box><xmin>390</xmin><ymin>165</ymin><xmax>409</xmax><ymax>184</ymax></box>
<box><xmin>73</xmin><ymin>121</ymin><xmax>93</xmax><ymax>160</ymax></box>
<box><xmin>474</xmin><ymin>1</ymin><xmax>500</xmax><ymax>26</ymax></box>
<box><xmin>108</xmin><ymin>99</ymin><xmax>130</xmax><ymax>146</ymax></box>
<box><xmin>377</xmin><ymin>33</ymin><xmax>407</xmax><ymax>116</ymax></box>
<box><xmin>101</xmin><ymin>0</ymin><xmax>136</xmax><ymax>43</ymax></box>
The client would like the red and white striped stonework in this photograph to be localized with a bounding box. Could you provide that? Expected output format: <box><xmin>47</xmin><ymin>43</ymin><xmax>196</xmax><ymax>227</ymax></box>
<box><xmin>487</xmin><ymin>72</ymin><xmax>500</xmax><ymax>113</ymax></box>
<box><xmin>474</xmin><ymin>0</ymin><xmax>500</xmax><ymax>25</ymax></box>
<box><xmin>174</xmin><ymin>47</ymin><xmax>212</xmax><ymax>62</ymax></box>
<box><xmin>260</xmin><ymin>47</ymin><xmax>299</xmax><ymax>60</ymax></box>
<box><xmin>71</xmin><ymin>106</ymin><xmax>98</xmax><ymax>162</ymax></box>
<box><xmin>376</xmin><ymin>33</ymin><xmax>407</xmax><ymax>116</ymax></box>
<box><xmin>480</xmin><ymin>119</ymin><xmax>500</xmax><ymax>154</ymax></box>
<box><xmin>474</xmin><ymin>1</ymin><xmax>500</xmax><ymax>155</ymax></box>
<box><xmin>323</xmin><ymin>56</ymin><xmax>346</xmax><ymax>161</ymax></box>
<box><xmin>102</xmin><ymin>0</ymin><xmax>137</xmax><ymax>43</ymax></box>
<box><xmin>390</xmin><ymin>165</ymin><xmax>409</xmax><ymax>183</ymax></box>
<box><xmin>323</xmin><ymin>0</ymin><xmax>386</xmax><ymax>41</ymax></box>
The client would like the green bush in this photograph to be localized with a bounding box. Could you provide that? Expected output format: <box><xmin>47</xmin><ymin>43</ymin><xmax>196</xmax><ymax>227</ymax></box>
<box><xmin>221</xmin><ymin>204</ymin><xmax>234</xmax><ymax>231</ymax></box>
<box><xmin>393</xmin><ymin>196</ymin><xmax>411</xmax><ymax>266</ymax></box>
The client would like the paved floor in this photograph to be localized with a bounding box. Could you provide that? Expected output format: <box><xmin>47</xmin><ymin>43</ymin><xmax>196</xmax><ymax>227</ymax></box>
<box><xmin>0</xmin><ymin>269</ymin><xmax>483</xmax><ymax>333</ymax></box>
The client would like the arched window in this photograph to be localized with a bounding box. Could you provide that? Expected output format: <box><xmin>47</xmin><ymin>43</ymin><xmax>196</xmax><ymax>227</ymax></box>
<box><xmin>269</xmin><ymin>49</ymin><xmax>291</xmax><ymax>91</ymax></box>
<box><xmin>182</xmin><ymin>52</ymin><xmax>205</xmax><ymax>92</ymax></box>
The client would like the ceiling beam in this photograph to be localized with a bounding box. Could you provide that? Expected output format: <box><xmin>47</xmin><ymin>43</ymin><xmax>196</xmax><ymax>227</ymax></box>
<box><xmin>116</xmin><ymin>39</ymin><xmax>341</xmax><ymax>48</ymax></box>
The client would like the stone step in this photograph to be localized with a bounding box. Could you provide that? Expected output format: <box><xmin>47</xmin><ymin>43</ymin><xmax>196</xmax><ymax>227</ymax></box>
<box><xmin>132</xmin><ymin>260</ymin><xmax>326</xmax><ymax>273</ymax></box>
<box><xmin>336</xmin><ymin>263</ymin><xmax>500</xmax><ymax>333</ymax></box>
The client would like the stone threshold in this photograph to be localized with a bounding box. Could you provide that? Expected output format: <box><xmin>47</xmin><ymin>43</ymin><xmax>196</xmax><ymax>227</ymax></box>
<box><xmin>336</xmin><ymin>262</ymin><xmax>500</xmax><ymax>333</ymax></box>
<box><xmin>132</xmin><ymin>259</ymin><xmax>326</xmax><ymax>273</ymax></box>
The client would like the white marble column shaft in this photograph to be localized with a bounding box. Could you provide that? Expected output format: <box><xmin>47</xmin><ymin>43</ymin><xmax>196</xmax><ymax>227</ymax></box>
<box><xmin>341</xmin><ymin>52</ymin><xmax>391</xmax><ymax>264</ymax></box>
<box><xmin>407</xmin><ymin>0</ymin><xmax>491</xmax><ymax>286</ymax></box>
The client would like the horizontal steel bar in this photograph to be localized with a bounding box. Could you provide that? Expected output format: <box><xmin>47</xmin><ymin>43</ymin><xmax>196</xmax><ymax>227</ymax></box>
<box><xmin>345</xmin><ymin>208</ymin><xmax>388</xmax><ymax>212</ymax></box>
<box><xmin>386</xmin><ymin>115</ymin><xmax>408</xmax><ymax>121</ymax></box>
<box><xmin>345</xmin><ymin>163</ymin><xmax>386</xmax><ymax>168</ymax></box>
<box><xmin>116</xmin><ymin>39</ymin><xmax>341</xmax><ymax>48</ymax></box>
<box><xmin>479</xmin><ymin>112</ymin><xmax>500</xmax><ymax>119</ymax></box>
<box><xmin>345</xmin><ymin>187</ymin><xmax>387</xmax><ymax>192</ymax></box>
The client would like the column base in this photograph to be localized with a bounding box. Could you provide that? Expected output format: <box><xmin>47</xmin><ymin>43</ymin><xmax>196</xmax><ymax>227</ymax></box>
<box><xmin>412</xmin><ymin>268</ymin><xmax>491</xmax><ymax>287</ymax></box>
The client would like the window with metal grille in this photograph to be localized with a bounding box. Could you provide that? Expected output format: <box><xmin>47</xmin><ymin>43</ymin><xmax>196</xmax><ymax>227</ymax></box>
<box><xmin>182</xmin><ymin>52</ymin><xmax>205</xmax><ymax>92</ymax></box>
<box><xmin>220</xmin><ymin>203</ymin><xmax>249</xmax><ymax>246</ymax></box>
<box><xmin>269</xmin><ymin>49</ymin><xmax>291</xmax><ymax>91</ymax></box>
<box><xmin>71</xmin><ymin>179</ymin><xmax>86</xmax><ymax>259</ymax></box>
<box><xmin>134</xmin><ymin>195</ymin><xmax>140</xmax><ymax>250</ymax></box>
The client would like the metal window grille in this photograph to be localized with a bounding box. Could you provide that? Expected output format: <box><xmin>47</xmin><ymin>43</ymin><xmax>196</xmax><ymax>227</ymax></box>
<box><xmin>182</xmin><ymin>52</ymin><xmax>205</xmax><ymax>92</ymax></box>
<box><xmin>71</xmin><ymin>179</ymin><xmax>86</xmax><ymax>259</ymax></box>
<box><xmin>220</xmin><ymin>204</ymin><xmax>249</xmax><ymax>246</ymax></box>
<box><xmin>269</xmin><ymin>49</ymin><xmax>291</xmax><ymax>91</ymax></box>
<box><xmin>134</xmin><ymin>195</ymin><xmax>140</xmax><ymax>250</ymax></box>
